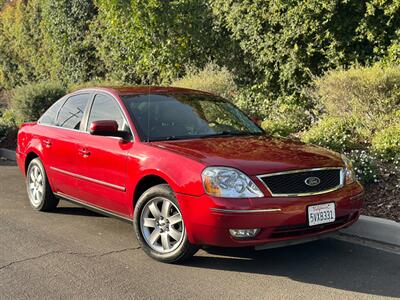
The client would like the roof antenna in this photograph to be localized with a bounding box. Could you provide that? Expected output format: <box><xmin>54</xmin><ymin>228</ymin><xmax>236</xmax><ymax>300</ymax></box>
<box><xmin>147</xmin><ymin>85</ymin><xmax>150</xmax><ymax>142</ymax></box>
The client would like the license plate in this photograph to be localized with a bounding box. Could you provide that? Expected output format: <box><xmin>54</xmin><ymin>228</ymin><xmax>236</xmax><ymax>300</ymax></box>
<box><xmin>307</xmin><ymin>202</ymin><xmax>336</xmax><ymax>226</ymax></box>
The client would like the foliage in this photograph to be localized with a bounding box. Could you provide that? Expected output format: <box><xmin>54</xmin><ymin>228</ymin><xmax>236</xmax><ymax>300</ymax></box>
<box><xmin>211</xmin><ymin>0</ymin><xmax>400</xmax><ymax>106</ymax></box>
<box><xmin>346</xmin><ymin>150</ymin><xmax>380</xmax><ymax>184</ymax></box>
<box><xmin>301</xmin><ymin>116</ymin><xmax>361</xmax><ymax>152</ymax></box>
<box><xmin>308</xmin><ymin>64</ymin><xmax>400</xmax><ymax>139</ymax></box>
<box><xmin>0</xmin><ymin>0</ymin><xmax>97</xmax><ymax>89</ymax></box>
<box><xmin>10</xmin><ymin>81</ymin><xmax>66</xmax><ymax>122</ymax></box>
<box><xmin>0</xmin><ymin>0</ymin><xmax>44</xmax><ymax>89</ymax></box>
<box><xmin>233</xmin><ymin>86</ymin><xmax>272</xmax><ymax>118</ymax></box>
<box><xmin>40</xmin><ymin>0</ymin><xmax>98</xmax><ymax>84</ymax></box>
<box><xmin>92</xmin><ymin>0</ymin><xmax>225</xmax><ymax>85</ymax></box>
<box><xmin>261</xmin><ymin>103</ymin><xmax>311</xmax><ymax>137</ymax></box>
<box><xmin>0</xmin><ymin>108</ymin><xmax>19</xmax><ymax>142</ymax></box>
<box><xmin>172</xmin><ymin>62</ymin><xmax>237</xmax><ymax>99</ymax></box>
<box><xmin>358</xmin><ymin>0</ymin><xmax>400</xmax><ymax>58</ymax></box>
<box><xmin>301</xmin><ymin>64</ymin><xmax>400</xmax><ymax>184</ymax></box>
<box><xmin>1</xmin><ymin>0</ymin><xmax>400</xmax><ymax>105</ymax></box>
<box><xmin>386</xmin><ymin>43</ymin><xmax>400</xmax><ymax>63</ymax></box>
<box><xmin>372</xmin><ymin>121</ymin><xmax>400</xmax><ymax>159</ymax></box>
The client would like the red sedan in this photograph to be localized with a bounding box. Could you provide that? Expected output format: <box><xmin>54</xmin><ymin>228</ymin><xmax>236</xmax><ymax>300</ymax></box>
<box><xmin>16</xmin><ymin>86</ymin><xmax>364</xmax><ymax>262</ymax></box>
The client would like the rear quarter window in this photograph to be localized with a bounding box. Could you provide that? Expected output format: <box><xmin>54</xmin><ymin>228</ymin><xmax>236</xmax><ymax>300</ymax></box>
<box><xmin>38</xmin><ymin>98</ymin><xmax>66</xmax><ymax>126</ymax></box>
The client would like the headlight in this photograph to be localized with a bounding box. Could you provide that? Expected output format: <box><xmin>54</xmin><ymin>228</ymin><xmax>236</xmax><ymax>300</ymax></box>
<box><xmin>201</xmin><ymin>167</ymin><xmax>264</xmax><ymax>198</ymax></box>
<box><xmin>341</xmin><ymin>154</ymin><xmax>356</xmax><ymax>185</ymax></box>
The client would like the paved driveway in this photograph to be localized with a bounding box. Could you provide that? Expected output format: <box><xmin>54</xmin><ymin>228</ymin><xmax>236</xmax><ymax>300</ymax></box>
<box><xmin>1</xmin><ymin>165</ymin><xmax>399</xmax><ymax>299</ymax></box>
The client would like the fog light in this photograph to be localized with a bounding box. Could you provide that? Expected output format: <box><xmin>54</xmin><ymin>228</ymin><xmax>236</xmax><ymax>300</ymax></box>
<box><xmin>229</xmin><ymin>228</ymin><xmax>260</xmax><ymax>239</ymax></box>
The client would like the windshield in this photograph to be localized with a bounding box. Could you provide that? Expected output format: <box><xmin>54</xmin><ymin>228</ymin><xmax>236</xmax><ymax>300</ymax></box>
<box><xmin>121</xmin><ymin>93</ymin><xmax>264</xmax><ymax>142</ymax></box>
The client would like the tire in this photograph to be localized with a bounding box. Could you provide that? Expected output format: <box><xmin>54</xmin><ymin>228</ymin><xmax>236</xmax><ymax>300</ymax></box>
<box><xmin>26</xmin><ymin>158</ymin><xmax>59</xmax><ymax>211</ymax></box>
<box><xmin>133</xmin><ymin>184</ymin><xmax>198</xmax><ymax>263</ymax></box>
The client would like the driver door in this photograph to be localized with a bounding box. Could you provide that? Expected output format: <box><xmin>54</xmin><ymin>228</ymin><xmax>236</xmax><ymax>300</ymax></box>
<box><xmin>74</xmin><ymin>93</ymin><xmax>134</xmax><ymax>217</ymax></box>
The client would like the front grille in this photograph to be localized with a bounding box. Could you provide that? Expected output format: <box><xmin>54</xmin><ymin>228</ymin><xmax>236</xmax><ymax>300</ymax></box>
<box><xmin>258</xmin><ymin>168</ymin><xmax>343</xmax><ymax>196</ymax></box>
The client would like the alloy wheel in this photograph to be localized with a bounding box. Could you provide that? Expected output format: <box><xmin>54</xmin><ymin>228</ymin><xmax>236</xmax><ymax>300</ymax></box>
<box><xmin>140</xmin><ymin>197</ymin><xmax>184</xmax><ymax>253</ymax></box>
<box><xmin>28</xmin><ymin>165</ymin><xmax>44</xmax><ymax>207</ymax></box>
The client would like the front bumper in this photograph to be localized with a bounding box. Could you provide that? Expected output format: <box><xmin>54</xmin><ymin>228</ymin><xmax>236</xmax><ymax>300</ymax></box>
<box><xmin>177</xmin><ymin>182</ymin><xmax>364</xmax><ymax>247</ymax></box>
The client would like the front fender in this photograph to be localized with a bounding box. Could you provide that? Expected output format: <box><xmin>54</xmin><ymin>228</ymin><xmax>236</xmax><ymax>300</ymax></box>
<box><xmin>127</xmin><ymin>143</ymin><xmax>206</xmax><ymax>198</ymax></box>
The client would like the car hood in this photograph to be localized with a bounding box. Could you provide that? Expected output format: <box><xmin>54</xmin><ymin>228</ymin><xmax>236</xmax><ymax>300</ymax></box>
<box><xmin>151</xmin><ymin>135</ymin><xmax>344</xmax><ymax>176</ymax></box>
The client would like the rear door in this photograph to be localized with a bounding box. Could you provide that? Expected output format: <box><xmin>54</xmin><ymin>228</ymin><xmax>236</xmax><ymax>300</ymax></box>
<box><xmin>42</xmin><ymin>93</ymin><xmax>92</xmax><ymax>198</ymax></box>
<box><xmin>74</xmin><ymin>93</ymin><xmax>133</xmax><ymax>217</ymax></box>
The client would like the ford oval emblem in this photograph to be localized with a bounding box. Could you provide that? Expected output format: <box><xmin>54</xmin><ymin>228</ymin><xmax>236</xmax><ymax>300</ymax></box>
<box><xmin>305</xmin><ymin>177</ymin><xmax>321</xmax><ymax>187</ymax></box>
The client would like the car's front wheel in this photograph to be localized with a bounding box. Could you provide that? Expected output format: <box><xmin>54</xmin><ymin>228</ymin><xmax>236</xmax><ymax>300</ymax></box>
<box><xmin>26</xmin><ymin>158</ymin><xmax>59</xmax><ymax>211</ymax></box>
<box><xmin>133</xmin><ymin>184</ymin><xmax>198</xmax><ymax>263</ymax></box>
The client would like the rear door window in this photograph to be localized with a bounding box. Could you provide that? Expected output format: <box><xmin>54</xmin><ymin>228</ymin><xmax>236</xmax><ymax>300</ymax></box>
<box><xmin>56</xmin><ymin>94</ymin><xmax>90</xmax><ymax>130</ymax></box>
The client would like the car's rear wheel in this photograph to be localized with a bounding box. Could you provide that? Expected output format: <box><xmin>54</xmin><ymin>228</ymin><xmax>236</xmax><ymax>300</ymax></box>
<box><xmin>134</xmin><ymin>184</ymin><xmax>198</xmax><ymax>263</ymax></box>
<box><xmin>26</xmin><ymin>158</ymin><xmax>59</xmax><ymax>211</ymax></box>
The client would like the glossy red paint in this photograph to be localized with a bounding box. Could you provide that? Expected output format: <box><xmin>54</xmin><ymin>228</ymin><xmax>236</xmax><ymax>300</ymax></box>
<box><xmin>151</xmin><ymin>136</ymin><xmax>345</xmax><ymax>175</ymax></box>
<box><xmin>16</xmin><ymin>86</ymin><xmax>364</xmax><ymax>248</ymax></box>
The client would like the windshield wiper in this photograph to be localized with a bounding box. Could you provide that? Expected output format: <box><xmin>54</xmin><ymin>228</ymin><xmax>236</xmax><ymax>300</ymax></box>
<box><xmin>149</xmin><ymin>131</ymin><xmax>265</xmax><ymax>142</ymax></box>
<box><xmin>149</xmin><ymin>135</ymin><xmax>189</xmax><ymax>142</ymax></box>
<box><xmin>198</xmin><ymin>131</ymin><xmax>264</xmax><ymax>138</ymax></box>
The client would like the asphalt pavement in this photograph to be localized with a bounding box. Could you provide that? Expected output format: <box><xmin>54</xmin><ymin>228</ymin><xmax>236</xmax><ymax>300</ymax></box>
<box><xmin>1</xmin><ymin>164</ymin><xmax>399</xmax><ymax>299</ymax></box>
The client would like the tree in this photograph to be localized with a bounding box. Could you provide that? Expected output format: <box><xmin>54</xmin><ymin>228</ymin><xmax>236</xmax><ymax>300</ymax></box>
<box><xmin>93</xmin><ymin>0</ymin><xmax>229</xmax><ymax>84</ymax></box>
<box><xmin>210</xmin><ymin>0</ymin><xmax>400</xmax><ymax>104</ymax></box>
<box><xmin>40</xmin><ymin>0</ymin><xmax>98</xmax><ymax>84</ymax></box>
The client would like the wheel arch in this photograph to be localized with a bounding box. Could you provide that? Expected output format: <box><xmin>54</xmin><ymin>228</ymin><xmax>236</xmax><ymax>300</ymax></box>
<box><xmin>133</xmin><ymin>174</ymin><xmax>169</xmax><ymax>209</ymax></box>
<box><xmin>24</xmin><ymin>151</ymin><xmax>40</xmax><ymax>175</ymax></box>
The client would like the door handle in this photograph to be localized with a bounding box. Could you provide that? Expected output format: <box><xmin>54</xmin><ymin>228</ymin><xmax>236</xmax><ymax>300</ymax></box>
<box><xmin>78</xmin><ymin>148</ymin><xmax>91</xmax><ymax>157</ymax></box>
<box><xmin>43</xmin><ymin>139</ymin><xmax>52</xmax><ymax>148</ymax></box>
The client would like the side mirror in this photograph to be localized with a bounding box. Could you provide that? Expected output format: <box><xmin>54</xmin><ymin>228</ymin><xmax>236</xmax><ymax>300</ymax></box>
<box><xmin>89</xmin><ymin>120</ymin><xmax>128</xmax><ymax>139</ymax></box>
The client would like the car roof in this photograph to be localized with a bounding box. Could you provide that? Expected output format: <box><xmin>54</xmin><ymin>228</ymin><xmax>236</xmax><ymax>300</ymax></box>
<box><xmin>75</xmin><ymin>86</ymin><xmax>214</xmax><ymax>97</ymax></box>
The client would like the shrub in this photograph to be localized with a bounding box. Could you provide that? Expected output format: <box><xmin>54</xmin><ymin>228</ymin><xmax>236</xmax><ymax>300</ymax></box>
<box><xmin>385</xmin><ymin>43</ymin><xmax>400</xmax><ymax>64</ymax></box>
<box><xmin>0</xmin><ymin>108</ymin><xmax>19</xmax><ymax>142</ymax></box>
<box><xmin>372</xmin><ymin>122</ymin><xmax>400</xmax><ymax>159</ymax></box>
<box><xmin>261</xmin><ymin>104</ymin><xmax>311</xmax><ymax>137</ymax></box>
<box><xmin>10</xmin><ymin>82</ymin><xmax>66</xmax><ymax>122</ymax></box>
<box><xmin>171</xmin><ymin>63</ymin><xmax>237</xmax><ymax>100</ymax></box>
<box><xmin>301</xmin><ymin>116</ymin><xmax>361</xmax><ymax>152</ymax></box>
<box><xmin>346</xmin><ymin>150</ymin><xmax>380</xmax><ymax>185</ymax></box>
<box><xmin>308</xmin><ymin>65</ymin><xmax>400</xmax><ymax>140</ymax></box>
<box><xmin>261</xmin><ymin>119</ymin><xmax>297</xmax><ymax>137</ymax></box>
<box><xmin>233</xmin><ymin>86</ymin><xmax>271</xmax><ymax>118</ymax></box>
